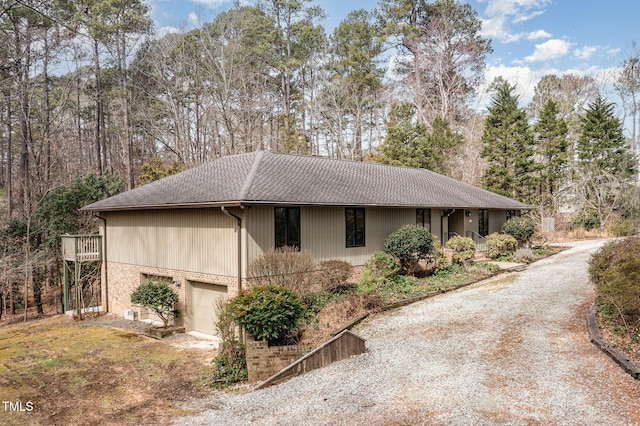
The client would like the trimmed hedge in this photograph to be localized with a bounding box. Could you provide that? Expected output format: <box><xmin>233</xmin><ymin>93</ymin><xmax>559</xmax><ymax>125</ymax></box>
<box><xmin>383</xmin><ymin>225</ymin><xmax>434</xmax><ymax>275</ymax></box>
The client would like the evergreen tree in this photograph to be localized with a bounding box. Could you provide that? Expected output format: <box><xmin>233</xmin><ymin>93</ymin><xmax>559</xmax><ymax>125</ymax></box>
<box><xmin>480</xmin><ymin>79</ymin><xmax>538</xmax><ymax>202</ymax></box>
<box><xmin>534</xmin><ymin>99</ymin><xmax>569</xmax><ymax>198</ymax></box>
<box><xmin>577</xmin><ymin>95</ymin><xmax>636</xmax><ymax>179</ymax></box>
<box><xmin>376</xmin><ymin>103</ymin><xmax>463</xmax><ymax>175</ymax></box>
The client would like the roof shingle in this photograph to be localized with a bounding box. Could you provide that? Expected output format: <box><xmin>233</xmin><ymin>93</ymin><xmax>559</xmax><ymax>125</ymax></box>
<box><xmin>81</xmin><ymin>151</ymin><xmax>533</xmax><ymax>211</ymax></box>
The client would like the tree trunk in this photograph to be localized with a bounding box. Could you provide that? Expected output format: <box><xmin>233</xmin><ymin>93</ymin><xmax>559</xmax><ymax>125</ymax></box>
<box><xmin>94</xmin><ymin>39</ymin><xmax>104</xmax><ymax>175</ymax></box>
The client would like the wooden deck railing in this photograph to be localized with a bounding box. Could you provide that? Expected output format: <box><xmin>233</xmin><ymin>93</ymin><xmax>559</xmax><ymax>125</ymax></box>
<box><xmin>61</xmin><ymin>235</ymin><xmax>102</xmax><ymax>262</ymax></box>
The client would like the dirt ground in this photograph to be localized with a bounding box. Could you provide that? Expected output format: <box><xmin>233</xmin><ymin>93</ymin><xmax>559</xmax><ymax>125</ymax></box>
<box><xmin>0</xmin><ymin>313</ymin><xmax>218</xmax><ymax>426</ymax></box>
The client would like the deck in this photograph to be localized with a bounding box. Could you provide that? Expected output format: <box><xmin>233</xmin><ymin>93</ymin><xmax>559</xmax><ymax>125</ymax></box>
<box><xmin>61</xmin><ymin>235</ymin><xmax>102</xmax><ymax>262</ymax></box>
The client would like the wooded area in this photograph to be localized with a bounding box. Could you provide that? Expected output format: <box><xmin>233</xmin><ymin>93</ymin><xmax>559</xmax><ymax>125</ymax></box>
<box><xmin>0</xmin><ymin>0</ymin><xmax>639</xmax><ymax>320</ymax></box>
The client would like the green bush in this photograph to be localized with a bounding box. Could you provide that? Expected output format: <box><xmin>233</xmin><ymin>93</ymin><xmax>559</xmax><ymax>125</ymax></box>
<box><xmin>445</xmin><ymin>236</ymin><xmax>476</xmax><ymax>266</ymax></box>
<box><xmin>573</xmin><ymin>209</ymin><xmax>600</xmax><ymax>231</ymax></box>
<box><xmin>362</xmin><ymin>252</ymin><xmax>401</xmax><ymax>283</ymax></box>
<box><xmin>430</xmin><ymin>241</ymin><xmax>450</xmax><ymax>272</ymax></box>
<box><xmin>485</xmin><ymin>233</ymin><xmax>518</xmax><ymax>259</ymax></box>
<box><xmin>228</xmin><ymin>285</ymin><xmax>306</xmax><ymax>345</ymax></box>
<box><xmin>383</xmin><ymin>225</ymin><xmax>434</xmax><ymax>275</ymax></box>
<box><xmin>608</xmin><ymin>218</ymin><xmax>638</xmax><ymax>237</ymax></box>
<box><xmin>589</xmin><ymin>238</ymin><xmax>640</xmax><ymax>317</ymax></box>
<box><xmin>130</xmin><ymin>280</ymin><xmax>179</xmax><ymax>328</ymax></box>
<box><xmin>501</xmin><ymin>216</ymin><xmax>535</xmax><ymax>247</ymax></box>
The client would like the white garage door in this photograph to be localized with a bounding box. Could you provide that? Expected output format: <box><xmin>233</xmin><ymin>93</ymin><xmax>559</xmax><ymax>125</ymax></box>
<box><xmin>191</xmin><ymin>282</ymin><xmax>228</xmax><ymax>336</ymax></box>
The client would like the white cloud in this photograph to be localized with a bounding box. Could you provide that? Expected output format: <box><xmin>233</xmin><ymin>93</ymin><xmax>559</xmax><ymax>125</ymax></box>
<box><xmin>527</xmin><ymin>30</ymin><xmax>551</xmax><ymax>40</ymax></box>
<box><xmin>188</xmin><ymin>12</ymin><xmax>200</xmax><ymax>26</ymax></box>
<box><xmin>525</xmin><ymin>39</ymin><xmax>572</xmax><ymax>62</ymax></box>
<box><xmin>479</xmin><ymin>0</ymin><xmax>550</xmax><ymax>43</ymax></box>
<box><xmin>574</xmin><ymin>46</ymin><xmax>600</xmax><ymax>60</ymax></box>
<box><xmin>155</xmin><ymin>26</ymin><xmax>179</xmax><ymax>38</ymax></box>
<box><xmin>189</xmin><ymin>0</ymin><xmax>230</xmax><ymax>7</ymax></box>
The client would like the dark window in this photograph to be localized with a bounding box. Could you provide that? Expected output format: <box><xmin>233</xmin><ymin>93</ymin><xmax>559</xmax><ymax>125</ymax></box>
<box><xmin>275</xmin><ymin>207</ymin><xmax>300</xmax><ymax>249</ymax></box>
<box><xmin>479</xmin><ymin>209</ymin><xmax>489</xmax><ymax>237</ymax></box>
<box><xmin>506</xmin><ymin>210</ymin><xmax>516</xmax><ymax>220</ymax></box>
<box><xmin>346</xmin><ymin>208</ymin><xmax>365</xmax><ymax>248</ymax></box>
<box><xmin>416</xmin><ymin>209</ymin><xmax>431</xmax><ymax>232</ymax></box>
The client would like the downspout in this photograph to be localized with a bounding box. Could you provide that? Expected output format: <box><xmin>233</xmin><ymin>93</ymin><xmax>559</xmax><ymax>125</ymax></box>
<box><xmin>221</xmin><ymin>206</ymin><xmax>242</xmax><ymax>291</ymax></box>
<box><xmin>94</xmin><ymin>213</ymin><xmax>108</xmax><ymax>313</ymax></box>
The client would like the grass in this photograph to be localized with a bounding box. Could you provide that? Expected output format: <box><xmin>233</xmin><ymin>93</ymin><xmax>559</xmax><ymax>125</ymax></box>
<box><xmin>0</xmin><ymin>316</ymin><xmax>212</xmax><ymax>426</ymax></box>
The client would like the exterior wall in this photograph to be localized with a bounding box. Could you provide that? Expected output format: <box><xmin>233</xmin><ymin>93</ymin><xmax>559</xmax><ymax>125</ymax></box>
<box><xmin>245</xmin><ymin>335</ymin><xmax>313</xmax><ymax>382</ymax></box>
<box><xmin>466</xmin><ymin>209</ymin><xmax>480</xmax><ymax>236</ymax></box>
<box><xmin>430</xmin><ymin>209</ymin><xmax>444</xmax><ymax>245</ymax></box>
<box><xmin>489</xmin><ymin>209</ymin><xmax>508</xmax><ymax>234</ymax></box>
<box><xmin>245</xmin><ymin>206</ymin><xmax>416</xmax><ymax>267</ymax></box>
<box><xmin>103</xmin><ymin>209</ymin><xmax>238</xmax><ymax>276</ymax></box>
<box><xmin>106</xmin><ymin>261</ymin><xmax>239</xmax><ymax>332</ymax></box>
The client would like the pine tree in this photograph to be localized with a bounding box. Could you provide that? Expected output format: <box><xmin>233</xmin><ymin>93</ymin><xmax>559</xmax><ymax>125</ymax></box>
<box><xmin>376</xmin><ymin>103</ymin><xmax>463</xmax><ymax>175</ymax></box>
<box><xmin>577</xmin><ymin>95</ymin><xmax>635</xmax><ymax>179</ymax></box>
<box><xmin>480</xmin><ymin>79</ymin><xmax>538</xmax><ymax>202</ymax></box>
<box><xmin>534</xmin><ymin>99</ymin><xmax>569</xmax><ymax>197</ymax></box>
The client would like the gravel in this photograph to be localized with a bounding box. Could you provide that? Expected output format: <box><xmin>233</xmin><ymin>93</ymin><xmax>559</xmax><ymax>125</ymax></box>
<box><xmin>177</xmin><ymin>239</ymin><xmax>640</xmax><ymax>425</ymax></box>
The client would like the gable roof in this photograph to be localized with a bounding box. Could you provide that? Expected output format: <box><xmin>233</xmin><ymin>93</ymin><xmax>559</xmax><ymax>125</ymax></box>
<box><xmin>81</xmin><ymin>151</ymin><xmax>533</xmax><ymax>212</ymax></box>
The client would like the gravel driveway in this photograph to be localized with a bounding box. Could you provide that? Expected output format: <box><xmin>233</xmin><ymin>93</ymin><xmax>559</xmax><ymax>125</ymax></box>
<box><xmin>178</xmin><ymin>239</ymin><xmax>640</xmax><ymax>425</ymax></box>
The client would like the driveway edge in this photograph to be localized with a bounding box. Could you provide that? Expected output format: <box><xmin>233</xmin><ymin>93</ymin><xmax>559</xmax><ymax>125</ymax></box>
<box><xmin>586</xmin><ymin>302</ymin><xmax>640</xmax><ymax>380</ymax></box>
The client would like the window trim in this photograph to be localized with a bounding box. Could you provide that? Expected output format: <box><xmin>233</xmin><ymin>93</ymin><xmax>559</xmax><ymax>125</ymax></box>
<box><xmin>345</xmin><ymin>207</ymin><xmax>366</xmax><ymax>248</ymax></box>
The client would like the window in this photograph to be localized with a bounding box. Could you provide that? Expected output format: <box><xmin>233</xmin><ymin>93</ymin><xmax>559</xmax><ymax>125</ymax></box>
<box><xmin>506</xmin><ymin>210</ymin><xmax>516</xmax><ymax>220</ymax></box>
<box><xmin>345</xmin><ymin>208</ymin><xmax>365</xmax><ymax>248</ymax></box>
<box><xmin>416</xmin><ymin>209</ymin><xmax>431</xmax><ymax>232</ymax></box>
<box><xmin>479</xmin><ymin>209</ymin><xmax>489</xmax><ymax>237</ymax></box>
<box><xmin>275</xmin><ymin>207</ymin><xmax>300</xmax><ymax>249</ymax></box>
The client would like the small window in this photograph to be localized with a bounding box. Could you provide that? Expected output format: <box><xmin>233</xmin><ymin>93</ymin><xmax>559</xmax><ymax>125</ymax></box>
<box><xmin>275</xmin><ymin>207</ymin><xmax>300</xmax><ymax>249</ymax></box>
<box><xmin>346</xmin><ymin>208</ymin><xmax>365</xmax><ymax>248</ymax></box>
<box><xmin>416</xmin><ymin>209</ymin><xmax>431</xmax><ymax>232</ymax></box>
<box><xmin>506</xmin><ymin>210</ymin><xmax>516</xmax><ymax>220</ymax></box>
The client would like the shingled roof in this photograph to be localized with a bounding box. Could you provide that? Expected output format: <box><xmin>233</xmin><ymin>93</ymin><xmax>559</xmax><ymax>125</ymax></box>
<box><xmin>81</xmin><ymin>151</ymin><xmax>533</xmax><ymax>212</ymax></box>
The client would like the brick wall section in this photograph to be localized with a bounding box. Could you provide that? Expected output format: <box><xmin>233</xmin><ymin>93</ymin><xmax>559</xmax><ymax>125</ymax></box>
<box><xmin>245</xmin><ymin>335</ymin><xmax>313</xmax><ymax>382</ymax></box>
<box><xmin>106</xmin><ymin>262</ymin><xmax>239</xmax><ymax>329</ymax></box>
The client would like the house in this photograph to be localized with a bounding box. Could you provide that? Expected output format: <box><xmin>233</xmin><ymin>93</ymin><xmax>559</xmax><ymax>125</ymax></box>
<box><xmin>81</xmin><ymin>151</ymin><xmax>532</xmax><ymax>336</ymax></box>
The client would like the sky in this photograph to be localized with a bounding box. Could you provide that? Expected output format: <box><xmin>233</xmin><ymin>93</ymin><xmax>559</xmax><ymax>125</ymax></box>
<box><xmin>149</xmin><ymin>0</ymin><xmax>640</xmax><ymax>108</ymax></box>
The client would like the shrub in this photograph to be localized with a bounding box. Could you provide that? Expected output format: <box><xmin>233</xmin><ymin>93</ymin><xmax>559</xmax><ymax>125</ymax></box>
<box><xmin>485</xmin><ymin>233</ymin><xmax>518</xmax><ymax>259</ymax></box>
<box><xmin>501</xmin><ymin>216</ymin><xmax>535</xmax><ymax>247</ymax></box>
<box><xmin>228</xmin><ymin>285</ymin><xmax>306</xmax><ymax>345</ymax></box>
<box><xmin>209</xmin><ymin>298</ymin><xmax>247</xmax><ymax>388</ymax></box>
<box><xmin>512</xmin><ymin>248</ymin><xmax>534</xmax><ymax>263</ymax></box>
<box><xmin>383</xmin><ymin>225</ymin><xmax>434</xmax><ymax>275</ymax></box>
<box><xmin>130</xmin><ymin>280</ymin><xmax>179</xmax><ymax>328</ymax></box>
<box><xmin>589</xmin><ymin>238</ymin><xmax>640</xmax><ymax>318</ymax></box>
<box><xmin>247</xmin><ymin>247</ymin><xmax>316</xmax><ymax>295</ymax></box>
<box><xmin>430</xmin><ymin>241</ymin><xmax>450</xmax><ymax>272</ymax></box>
<box><xmin>573</xmin><ymin>209</ymin><xmax>600</xmax><ymax>231</ymax></box>
<box><xmin>208</xmin><ymin>341</ymin><xmax>247</xmax><ymax>388</ymax></box>
<box><xmin>445</xmin><ymin>236</ymin><xmax>476</xmax><ymax>266</ymax></box>
<box><xmin>362</xmin><ymin>252</ymin><xmax>401</xmax><ymax>283</ymax></box>
<box><xmin>608</xmin><ymin>218</ymin><xmax>638</xmax><ymax>237</ymax></box>
<box><xmin>317</xmin><ymin>260</ymin><xmax>353</xmax><ymax>292</ymax></box>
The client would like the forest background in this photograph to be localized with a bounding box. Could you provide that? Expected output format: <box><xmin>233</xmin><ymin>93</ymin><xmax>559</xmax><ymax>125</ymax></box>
<box><xmin>0</xmin><ymin>0</ymin><xmax>639</xmax><ymax>319</ymax></box>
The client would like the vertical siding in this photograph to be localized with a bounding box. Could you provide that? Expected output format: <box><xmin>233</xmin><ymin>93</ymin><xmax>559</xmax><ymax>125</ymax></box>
<box><xmin>104</xmin><ymin>209</ymin><xmax>237</xmax><ymax>276</ymax></box>
<box><xmin>430</xmin><ymin>209</ymin><xmax>443</xmax><ymax>244</ymax></box>
<box><xmin>245</xmin><ymin>206</ymin><xmax>416</xmax><ymax>267</ymax></box>
<box><xmin>489</xmin><ymin>209</ymin><xmax>507</xmax><ymax>234</ymax></box>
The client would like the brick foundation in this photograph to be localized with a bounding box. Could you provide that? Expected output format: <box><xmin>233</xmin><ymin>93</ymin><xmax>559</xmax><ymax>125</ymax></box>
<box><xmin>245</xmin><ymin>335</ymin><xmax>313</xmax><ymax>382</ymax></box>
<box><xmin>104</xmin><ymin>262</ymin><xmax>240</xmax><ymax>331</ymax></box>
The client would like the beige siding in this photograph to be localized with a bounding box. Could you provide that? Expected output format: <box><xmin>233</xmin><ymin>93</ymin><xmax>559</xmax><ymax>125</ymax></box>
<box><xmin>245</xmin><ymin>206</ymin><xmax>415</xmax><ymax>267</ymax></box>
<box><xmin>489</xmin><ymin>209</ymin><xmax>507</xmax><ymax>234</ymax></box>
<box><xmin>104</xmin><ymin>209</ymin><xmax>237</xmax><ymax>276</ymax></box>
